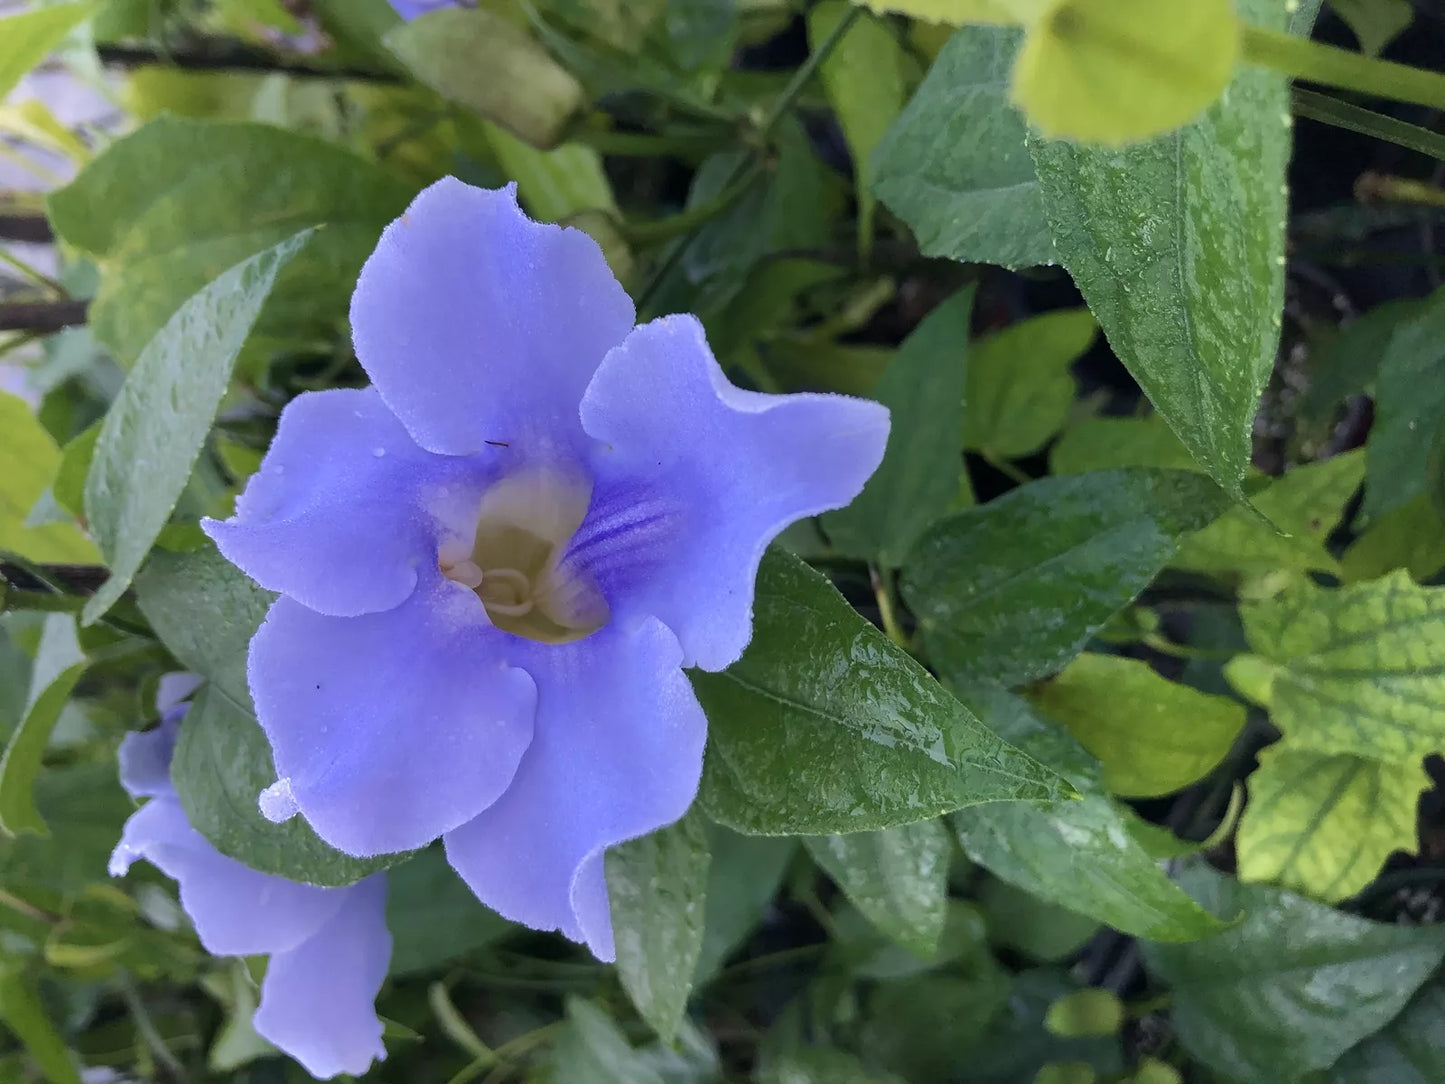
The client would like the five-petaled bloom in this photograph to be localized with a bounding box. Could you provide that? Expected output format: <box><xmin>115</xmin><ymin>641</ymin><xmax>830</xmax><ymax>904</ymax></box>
<box><xmin>203</xmin><ymin>178</ymin><xmax>889</xmax><ymax>959</ymax></box>
<box><xmin>110</xmin><ymin>677</ymin><xmax>390</xmax><ymax>1080</ymax></box>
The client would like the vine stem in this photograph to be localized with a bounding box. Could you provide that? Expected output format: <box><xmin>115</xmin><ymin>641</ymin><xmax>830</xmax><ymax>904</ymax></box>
<box><xmin>1243</xmin><ymin>24</ymin><xmax>1445</xmax><ymax>112</ymax></box>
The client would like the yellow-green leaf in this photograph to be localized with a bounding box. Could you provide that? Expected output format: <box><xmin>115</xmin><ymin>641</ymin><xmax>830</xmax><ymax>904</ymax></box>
<box><xmin>1013</xmin><ymin>0</ymin><xmax>1240</xmax><ymax>146</ymax></box>
<box><xmin>1029</xmin><ymin>654</ymin><xmax>1245</xmax><ymax>798</ymax></box>
<box><xmin>0</xmin><ymin>392</ymin><xmax>99</xmax><ymax>564</ymax></box>
<box><xmin>856</xmin><ymin>0</ymin><xmax>1049</xmax><ymax>25</ymax></box>
<box><xmin>1050</xmin><ymin>415</ymin><xmax>1198</xmax><ymax>476</ymax></box>
<box><xmin>1233</xmin><ymin>572</ymin><xmax>1445</xmax><ymax>764</ymax></box>
<box><xmin>0</xmin><ymin>2</ymin><xmax>98</xmax><ymax>104</ymax></box>
<box><xmin>1172</xmin><ymin>450</ymin><xmax>1366</xmax><ymax>578</ymax></box>
<box><xmin>1237</xmin><ymin>745</ymin><xmax>1425</xmax><ymax>902</ymax></box>
<box><xmin>1341</xmin><ymin>495</ymin><xmax>1445</xmax><ymax>584</ymax></box>
<box><xmin>965</xmin><ymin>308</ymin><xmax>1094</xmax><ymax>459</ymax></box>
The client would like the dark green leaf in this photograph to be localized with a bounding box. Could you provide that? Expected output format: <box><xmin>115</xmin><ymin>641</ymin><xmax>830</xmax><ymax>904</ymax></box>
<box><xmin>822</xmin><ymin>286</ymin><xmax>974</xmax><ymax>566</ymax></box>
<box><xmin>607</xmin><ymin>809</ymin><xmax>710</xmax><ymax>1042</ymax></box>
<box><xmin>1144</xmin><ymin>865</ymin><xmax>1445</xmax><ymax>1083</ymax></box>
<box><xmin>803</xmin><ymin>820</ymin><xmax>949</xmax><ymax>958</ymax></box>
<box><xmin>761</xmin><ymin>1047</ymin><xmax>906</xmax><ymax>1084</ymax></box>
<box><xmin>696</xmin><ymin>550</ymin><xmax>1072</xmax><ymax>836</ymax></box>
<box><xmin>1328</xmin><ymin>975</ymin><xmax>1445</xmax><ymax>1083</ymax></box>
<box><xmin>47</xmin><ymin>117</ymin><xmax>409</xmax><ymax>366</ymax></box>
<box><xmin>133</xmin><ymin>545</ymin><xmax>273</xmax><ymax>711</ymax></box>
<box><xmin>903</xmin><ymin>469</ymin><xmax>1227</xmax><ymax>689</ymax></box>
<box><xmin>550</xmin><ymin>997</ymin><xmax>668</xmax><ymax>1084</ymax></box>
<box><xmin>81</xmin><ymin>231</ymin><xmax>312</xmax><ymax>624</ymax></box>
<box><xmin>977</xmin><ymin>876</ymin><xmax>1099</xmax><ymax>963</ymax></box>
<box><xmin>860</xmin><ymin>969</ymin><xmax>1011</xmax><ymax>1082</ymax></box>
<box><xmin>693</xmin><ymin>824</ymin><xmax>794</xmax><ymax>982</ymax></box>
<box><xmin>0</xmin><ymin>615</ymin><xmax>86</xmax><ymax>837</ymax></box>
<box><xmin>872</xmin><ymin>25</ymin><xmax>1055</xmax><ymax>269</ymax></box>
<box><xmin>1028</xmin><ymin>0</ymin><xmax>1291</xmax><ymax>494</ymax></box>
<box><xmin>1365</xmin><ymin>286</ymin><xmax>1445</xmax><ymax>521</ymax></box>
<box><xmin>960</xmin><ymin>969</ymin><xmax>1125</xmax><ymax>1084</ymax></box>
<box><xmin>951</xmin><ymin>684</ymin><xmax>1226</xmax><ymax>942</ymax></box>
<box><xmin>386</xmin><ymin>848</ymin><xmax>513</xmax><ymax>976</ymax></box>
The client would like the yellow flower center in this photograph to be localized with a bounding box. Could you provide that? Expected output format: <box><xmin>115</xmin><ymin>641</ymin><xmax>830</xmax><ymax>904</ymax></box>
<box><xmin>441</xmin><ymin>467</ymin><xmax>608</xmax><ymax>644</ymax></box>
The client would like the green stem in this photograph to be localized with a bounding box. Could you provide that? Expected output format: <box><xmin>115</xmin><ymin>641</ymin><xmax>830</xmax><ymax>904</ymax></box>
<box><xmin>1</xmin><ymin>588</ymin><xmax>83</xmax><ymax>615</ymax></box>
<box><xmin>0</xmin><ymin>248</ymin><xmax>65</xmax><ymax>297</ymax></box>
<box><xmin>871</xmin><ymin>566</ymin><xmax>909</xmax><ymax>650</ymax></box>
<box><xmin>618</xmin><ymin>162</ymin><xmax>763</xmax><ymax>245</ymax></box>
<box><xmin>982</xmin><ymin>452</ymin><xmax>1032</xmax><ymax>487</ymax></box>
<box><xmin>116</xmin><ymin>972</ymin><xmax>186</xmax><ymax>1079</ymax></box>
<box><xmin>1243</xmin><ymin>24</ymin><xmax>1445</xmax><ymax>112</ymax></box>
<box><xmin>758</xmin><ymin>5</ymin><xmax>861</xmax><ymax>140</ymax></box>
<box><xmin>1293</xmin><ymin>87</ymin><xmax>1445</xmax><ymax>161</ymax></box>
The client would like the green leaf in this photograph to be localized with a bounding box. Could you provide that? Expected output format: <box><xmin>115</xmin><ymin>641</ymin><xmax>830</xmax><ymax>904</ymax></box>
<box><xmin>872</xmin><ymin>25</ymin><xmax>1055</xmax><ymax>269</ymax></box>
<box><xmin>965</xmin><ymin>307</ymin><xmax>1095</xmax><ymax>459</ymax></box>
<box><xmin>1144</xmin><ymin>865</ymin><xmax>1445</xmax><ymax>1083</ymax></box>
<box><xmin>1172</xmin><ymin>451</ymin><xmax>1365</xmax><ymax>577</ymax></box>
<box><xmin>80</xmin><ymin>231</ymin><xmax>311</xmax><ymax>625</ymax></box>
<box><xmin>386</xmin><ymin>848</ymin><xmax>513</xmax><ymax>975</ymax></box>
<box><xmin>1013</xmin><ymin>0</ymin><xmax>1238</xmax><ymax>146</ymax></box>
<box><xmin>1237</xmin><ymin>745</ymin><xmax>1424</xmax><ymax>903</ymax></box>
<box><xmin>822</xmin><ymin>286</ymin><xmax>974</xmax><ymax>566</ymax></box>
<box><xmin>695</xmin><ymin>549</ymin><xmax>1072</xmax><ymax>836</ymax></box>
<box><xmin>1028</xmin><ymin>654</ymin><xmax>1245</xmax><ymax>798</ymax></box>
<box><xmin>1328</xmin><ymin>0</ymin><xmax>1414</xmax><ymax>56</ymax></box>
<box><xmin>1028</xmin><ymin>0</ymin><xmax>1288</xmax><ymax>494</ymax></box>
<box><xmin>47</xmin><ymin>117</ymin><xmax>410</xmax><ymax>366</ymax></box>
<box><xmin>978</xmin><ymin>876</ymin><xmax>1098</xmax><ymax>963</ymax></box>
<box><xmin>808</xmin><ymin>1</ymin><xmax>906</xmax><ymax>255</ymax></box>
<box><xmin>1342</xmin><ymin>495</ymin><xmax>1445</xmax><ymax>583</ymax></box>
<box><xmin>607</xmin><ymin>809</ymin><xmax>710</xmax><ymax>1042</ymax></box>
<box><xmin>0</xmin><ymin>764</ymin><xmax>129</xmax><ymax>896</ymax></box>
<box><xmin>0</xmin><ymin>2</ymin><xmax>98</xmax><ymax>103</ymax></box>
<box><xmin>902</xmin><ymin>469</ymin><xmax>1227</xmax><ymax>689</ymax></box>
<box><xmin>1328</xmin><ymin>975</ymin><xmax>1445</xmax><ymax>1083</ymax></box>
<box><xmin>1044</xmin><ymin>989</ymin><xmax>1124</xmax><ymax>1039</ymax></box>
<box><xmin>384</xmin><ymin>8</ymin><xmax>583</xmax><ymax>148</ymax></box>
<box><xmin>0</xmin><ymin>615</ymin><xmax>86</xmax><ymax>837</ymax></box>
<box><xmin>1364</xmin><ymin>286</ymin><xmax>1445</xmax><ymax>521</ymax></box>
<box><xmin>172</xmin><ymin>684</ymin><xmax>402</xmax><ymax>887</ymax></box>
<box><xmin>550</xmin><ymin>997</ymin><xmax>668</xmax><ymax>1084</ymax></box>
<box><xmin>0</xmin><ymin>967</ymin><xmax>82</xmax><ymax>1084</ymax></box>
<box><xmin>133</xmin><ymin>545</ymin><xmax>271</xmax><ymax>710</ymax></box>
<box><xmin>693</xmin><ymin>824</ymin><xmax>795</xmax><ymax>982</ymax></box>
<box><xmin>50</xmin><ymin>423</ymin><xmax>98</xmax><ymax>524</ymax></box>
<box><xmin>803</xmin><ymin>819</ymin><xmax>950</xmax><ymax>958</ymax></box>
<box><xmin>1050</xmin><ymin>415</ymin><xmax>1197</xmax><ymax>476</ymax></box>
<box><xmin>860</xmin><ymin>968</ymin><xmax>1012</xmax><ymax>1081</ymax></box>
<box><xmin>951</xmin><ymin>684</ymin><xmax>1226</xmax><ymax>942</ymax></box>
<box><xmin>0</xmin><ymin>392</ymin><xmax>99</xmax><ymax>564</ymax></box>
<box><xmin>1232</xmin><ymin>572</ymin><xmax>1445</xmax><ymax>764</ymax></box>
<box><xmin>762</xmin><ymin>1047</ymin><xmax>906</xmax><ymax>1084</ymax></box>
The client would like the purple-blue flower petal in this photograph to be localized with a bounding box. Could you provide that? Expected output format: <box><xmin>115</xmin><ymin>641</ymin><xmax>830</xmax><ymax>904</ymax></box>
<box><xmin>254</xmin><ymin>874</ymin><xmax>390</xmax><ymax>1081</ymax></box>
<box><xmin>442</xmin><ymin>617</ymin><xmax>705</xmax><ymax>960</ymax></box>
<box><xmin>117</xmin><ymin>714</ymin><xmax>181</xmax><ymax>799</ymax></box>
<box><xmin>388</xmin><ymin>0</ymin><xmax>457</xmax><ymax>19</ymax></box>
<box><xmin>350</xmin><ymin>178</ymin><xmax>635</xmax><ymax>459</ymax></box>
<box><xmin>109</xmin><ymin>795</ymin><xmax>346</xmax><ymax>956</ymax></box>
<box><xmin>248</xmin><ymin>582</ymin><xmax>537</xmax><ymax>857</ymax></box>
<box><xmin>576</xmin><ymin>314</ymin><xmax>890</xmax><ymax>671</ymax></box>
<box><xmin>203</xmin><ymin>387</ymin><xmax>484</xmax><ymax>619</ymax></box>
<box><xmin>155</xmin><ymin>672</ymin><xmax>202</xmax><ymax>714</ymax></box>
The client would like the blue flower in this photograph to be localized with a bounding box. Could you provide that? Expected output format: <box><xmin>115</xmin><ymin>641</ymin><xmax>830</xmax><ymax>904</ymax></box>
<box><xmin>202</xmin><ymin>178</ymin><xmax>889</xmax><ymax>959</ymax></box>
<box><xmin>110</xmin><ymin>692</ymin><xmax>391</xmax><ymax>1080</ymax></box>
<box><xmin>388</xmin><ymin>0</ymin><xmax>460</xmax><ymax>20</ymax></box>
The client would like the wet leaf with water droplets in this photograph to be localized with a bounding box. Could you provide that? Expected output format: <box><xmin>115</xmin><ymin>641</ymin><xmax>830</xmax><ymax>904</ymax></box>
<box><xmin>1028</xmin><ymin>0</ymin><xmax>1290</xmax><ymax>495</ymax></box>
<box><xmin>695</xmin><ymin>549</ymin><xmax>1072</xmax><ymax>836</ymax></box>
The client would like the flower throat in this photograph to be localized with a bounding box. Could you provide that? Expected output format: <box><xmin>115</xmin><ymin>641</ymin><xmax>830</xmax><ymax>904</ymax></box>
<box><xmin>441</xmin><ymin>467</ymin><xmax>608</xmax><ymax>644</ymax></box>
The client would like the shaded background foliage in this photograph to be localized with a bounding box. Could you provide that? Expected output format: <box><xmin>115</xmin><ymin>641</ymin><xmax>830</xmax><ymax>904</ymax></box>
<box><xmin>4</xmin><ymin>0</ymin><xmax>1445</xmax><ymax>1081</ymax></box>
